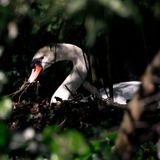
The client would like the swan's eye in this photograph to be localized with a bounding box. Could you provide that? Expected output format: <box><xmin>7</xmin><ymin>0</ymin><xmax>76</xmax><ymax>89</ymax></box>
<box><xmin>31</xmin><ymin>58</ymin><xmax>43</xmax><ymax>69</ymax></box>
<box><xmin>40</xmin><ymin>56</ymin><xmax>44</xmax><ymax>60</ymax></box>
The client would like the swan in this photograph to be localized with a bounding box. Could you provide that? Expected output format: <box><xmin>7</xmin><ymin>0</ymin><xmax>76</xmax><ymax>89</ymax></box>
<box><xmin>28</xmin><ymin>43</ymin><xmax>141</xmax><ymax>104</ymax></box>
<box><xmin>28</xmin><ymin>43</ymin><xmax>89</xmax><ymax>103</ymax></box>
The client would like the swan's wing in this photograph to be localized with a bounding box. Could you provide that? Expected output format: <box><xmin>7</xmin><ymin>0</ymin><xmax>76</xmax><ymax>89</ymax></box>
<box><xmin>100</xmin><ymin>81</ymin><xmax>141</xmax><ymax>104</ymax></box>
<box><xmin>113</xmin><ymin>81</ymin><xmax>141</xmax><ymax>102</ymax></box>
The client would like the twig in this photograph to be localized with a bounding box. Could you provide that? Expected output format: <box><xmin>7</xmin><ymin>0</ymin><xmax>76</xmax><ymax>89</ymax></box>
<box><xmin>18</xmin><ymin>84</ymin><xmax>30</xmax><ymax>103</ymax></box>
<box><xmin>7</xmin><ymin>81</ymin><xmax>30</xmax><ymax>98</ymax></box>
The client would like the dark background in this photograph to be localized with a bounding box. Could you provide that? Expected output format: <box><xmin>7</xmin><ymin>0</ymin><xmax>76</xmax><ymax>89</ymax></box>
<box><xmin>1</xmin><ymin>0</ymin><xmax>160</xmax><ymax>96</ymax></box>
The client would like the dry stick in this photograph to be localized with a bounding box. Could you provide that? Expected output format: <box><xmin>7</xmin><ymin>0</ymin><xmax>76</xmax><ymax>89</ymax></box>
<box><xmin>7</xmin><ymin>81</ymin><xmax>30</xmax><ymax>97</ymax></box>
<box><xmin>57</xmin><ymin>119</ymin><xmax>66</xmax><ymax>128</ymax></box>
<box><xmin>7</xmin><ymin>80</ymin><xmax>36</xmax><ymax>103</ymax></box>
<box><xmin>114</xmin><ymin>51</ymin><xmax>160</xmax><ymax>160</ymax></box>
<box><xmin>35</xmin><ymin>81</ymin><xmax>40</xmax><ymax>96</ymax></box>
<box><xmin>18</xmin><ymin>84</ymin><xmax>29</xmax><ymax>103</ymax></box>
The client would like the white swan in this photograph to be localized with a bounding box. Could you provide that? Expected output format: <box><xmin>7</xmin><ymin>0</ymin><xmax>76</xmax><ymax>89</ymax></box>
<box><xmin>28</xmin><ymin>43</ymin><xmax>89</xmax><ymax>103</ymax></box>
<box><xmin>28</xmin><ymin>43</ymin><xmax>141</xmax><ymax>104</ymax></box>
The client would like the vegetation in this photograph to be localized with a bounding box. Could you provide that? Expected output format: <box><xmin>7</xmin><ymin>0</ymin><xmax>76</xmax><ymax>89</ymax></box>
<box><xmin>0</xmin><ymin>0</ymin><xmax>160</xmax><ymax>159</ymax></box>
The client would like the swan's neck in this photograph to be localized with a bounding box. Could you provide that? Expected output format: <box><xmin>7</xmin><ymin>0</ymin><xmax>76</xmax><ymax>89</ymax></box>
<box><xmin>50</xmin><ymin>44</ymin><xmax>88</xmax><ymax>103</ymax></box>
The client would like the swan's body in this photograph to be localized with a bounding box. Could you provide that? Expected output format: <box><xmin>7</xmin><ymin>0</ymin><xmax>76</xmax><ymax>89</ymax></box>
<box><xmin>28</xmin><ymin>43</ymin><xmax>141</xmax><ymax>104</ymax></box>
<box><xmin>100</xmin><ymin>81</ymin><xmax>141</xmax><ymax>104</ymax></box>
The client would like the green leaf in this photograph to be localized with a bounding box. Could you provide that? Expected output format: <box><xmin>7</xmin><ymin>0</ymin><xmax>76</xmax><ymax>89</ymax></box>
<box><xmin>0</xmin><ymin>97</ymin><xmax>12</xmax><ymax>120</ymax></box>
<box><xmin>67</xmin><ymin>0</ymin><xmax>87</xmax><ymax>15</ymax></box>
<box><xmin>62</xmin><ymin>130</ymin><xmax>90</xmax><ymax>155</ymax></box>
<box><xmin>98</xmin><ymin>0</ymin><xmax>131</xmax><ymax>17</ymax></box>
<box><xmin>0</xmin><ymin>122</ymin><xmax>8</xmax><ymax>148</ymax></box>
<box><xmin>106</xmin><ymin>131</ymin><xmax>117</xmax><ymax>143</ymax></box>
<box><xmin>43</xmin><ymin>127</ymin><xmax>90</xmax><ymax>160</ymax></box>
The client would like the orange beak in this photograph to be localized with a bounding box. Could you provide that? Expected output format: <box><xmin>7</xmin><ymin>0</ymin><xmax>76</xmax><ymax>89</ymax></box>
<box><xmin>28</xmin><ymin>64</ymin><xmax>42</xmax><ymax>83</ymax></box>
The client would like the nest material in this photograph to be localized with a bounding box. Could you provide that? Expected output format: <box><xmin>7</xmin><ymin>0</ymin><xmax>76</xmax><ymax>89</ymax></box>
<box><xmin>8</xmin><ymin>81</ymin><xmax>125</xmax><ymax>131</ymax></box>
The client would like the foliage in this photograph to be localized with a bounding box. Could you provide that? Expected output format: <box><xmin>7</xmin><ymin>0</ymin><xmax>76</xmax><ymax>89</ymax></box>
<box><xmin>42</xmin><ymin>127</ymin><xmax>90</xmax><ymax>160</ymax></box>
<box><xmin>0</xmin><ymin>122</ymin><xmax>118</xmax><ymax>160</ymax></box>
<box><xmin>135</xmin><ymin>142</ymin><xmax>157</xmax><ymax>160</ymax></box>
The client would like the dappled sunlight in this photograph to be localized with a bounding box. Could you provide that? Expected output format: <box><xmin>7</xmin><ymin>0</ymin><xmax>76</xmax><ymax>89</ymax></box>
<box><xmin>15</xmin><ymin>2</ymin><xmax>29</xmax><ymax>15</ymax></box>
<box><xmin>8</xmin><ymin>22</ymin><xmax>18</xmax><ymax>40</ymax></box>
<box><xmin>67</xmin><ymin>0</ymin><xmax>86</xmax><ymax>14</ymax></box>
<box><xmin>98</xmin><ymin>0</ymin><xmax>131</xmax><ymax>17</ymax></box>
<box><xmin>0</xmin><ymin>97</ymin><xmax>12</xmax><ymax>119</ymax></box>
<box><xmin>23</xmin><ymin>127</ymin><xmax>35</xmax><ymax>141</ymax></box>
<box><xmin>0</xmin><ymin>0</ymin><xmax>10</xmax><ymax>6</ymax></box>
<box><xmin>0</xmin><ymin>71</ymin><xmax>7</xmax><ymax>84</ymax></box>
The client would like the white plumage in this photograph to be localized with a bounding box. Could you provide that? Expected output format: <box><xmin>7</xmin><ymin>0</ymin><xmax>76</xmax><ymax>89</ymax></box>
<box><xmin>100</xmin><ymin>81</ymin><xmax>141</xmax><ymax>104</ymax></box>
<box><xmin>28</xmin><ymin>43</ymin><xmax>140</xmax><ymax>104</ymax></box>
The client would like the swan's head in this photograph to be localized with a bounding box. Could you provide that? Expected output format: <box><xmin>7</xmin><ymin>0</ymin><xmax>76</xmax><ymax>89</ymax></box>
<box><xmin>28</xmin><ymin>46</ymin><xmax>55</xmax><ymax>83</ymax></box>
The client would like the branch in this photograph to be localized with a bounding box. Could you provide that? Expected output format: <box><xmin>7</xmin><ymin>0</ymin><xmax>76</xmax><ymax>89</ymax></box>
<box><xmin>113</xmin><ymin>51</ymin><xmax>160</xmax><ymax>160</ymax></box>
